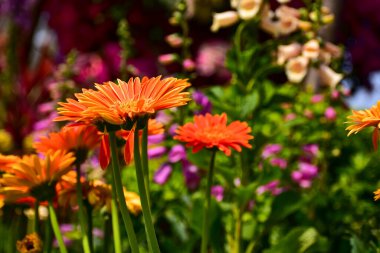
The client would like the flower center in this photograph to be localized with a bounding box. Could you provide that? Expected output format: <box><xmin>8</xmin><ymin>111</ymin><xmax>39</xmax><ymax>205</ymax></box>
<box><xmin>112</xmin><ymin>98</ymin><xmax>155</xmax><ymax>118</ymax></box>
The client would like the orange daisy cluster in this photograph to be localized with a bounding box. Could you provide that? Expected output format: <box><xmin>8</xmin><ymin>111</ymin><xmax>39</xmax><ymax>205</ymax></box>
<box><xmin>346</xmin><ymin>101</ymin><xmax>380</xmax><ymax>150</ymax></box>
<box><xmin>0</xmin><ymin>151</ymin><xmax>75</xmax><ymax>202</ymax></box>
<box><xmin>55</xmin><ymin>76</ymin><xmax>191</xmax><ymax>126</ymax></box>
<box><xmin>174</xmin><ymin>113</ymin><xmax>254</xmax><ymax>156</ymax></box>
<box><xmin>34</xmin><ymin>125</ymin><xmax>100</xmax><ymax>154</ymax></box>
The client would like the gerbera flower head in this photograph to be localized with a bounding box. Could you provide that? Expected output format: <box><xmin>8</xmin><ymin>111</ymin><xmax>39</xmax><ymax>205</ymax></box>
<box><xmin>0</xmin><ymin>150</ymin><xmax>75</xmax><ymax>202</ymax></box>
<box><xmin>174</xmin><ymin>113</ymin><xmax>254</xmax><ymax>156</ymax></box>
<box><xmin>346</xmin><ymin>101</ymin><xmax>380</xmax><ymax>150</ymax></box>
<box><xmin>56</xmin><ymin>76</ymin><xmax>191</xmax><ymax>129</ymax></box>
<box><xmin>34</xmin><ymin>125</ymin><xmax>100</xmax><ymax>164</ymax></box>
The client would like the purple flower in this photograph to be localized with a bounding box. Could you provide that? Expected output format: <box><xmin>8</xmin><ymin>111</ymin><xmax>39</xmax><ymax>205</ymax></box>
<box><xmin>262</xmin><ymin>144</ymin><xmax>282</xmax><ymax>159</ymax></box>
<box><xmin>192</xmin><ymin>90</ymin><xmax>212</xmax><ymax>115</ymax></box>
<box><xmin>291</xmin><ymin>161</ymin><xmax>319</xmax><ymax>188</ymax></box>
<box><xmin>270</xmin><ymin>157</ymin><xmax>287</xmax><ymax>169</ymax></box>
<box><xmin>148</xmin><ymin>134</ymin><xmax>165</xmax><ymax>145</ymax></box>
<box><xmin>154</xmin><ymin>163</ymin><xmax>173</xmax><ymax>185</ymax></box>
<box><xmin>310</xmin><ymin>94</ymin><xmax>324</xmax><ymax>103</ymax></box>
<box><xmin>211</xmin><ymin>185</ymin><xmax>224</xmax><ymax>202</ymax></box>
<box><xmin>303</xmin><ymin>144</ymin><xmax>319</xmax><ymax>157</ymax></box>
<box><xmin>148</xmin><ymin>146</ymin><xmax>167</xmax><ymax>159</ymax></box>
<box><xmin>155</xmin><ymin>111</ymin><xmax>173</xmax><ymax>125</ymax></box>
<box><xmin>256</xmin><ymin>180</ymin><xmax>283</xmax><ymax>196</ymax></box>
<box><xmin>168</xmin><ymin>144</ymin><xmax>186</xmax><ymax>163</ymax></box>
<box><xmin>299</xmin><ymin>162</ymin><xmax>318</xmax><ymax>179</ymax></box>
<box><xmin>324</xmin><ymin>107</ymin><xmax>337</xmax><ymax>120</ymax></box>
<box><xmin>169</xmin><ymin>124</ymin><xmax>179</xmax><ymax>136</ymax></box>
<box><xmin>182</xmin><ymin>160</ymin><xmax>201</xmax><ymax>190</ymax></box>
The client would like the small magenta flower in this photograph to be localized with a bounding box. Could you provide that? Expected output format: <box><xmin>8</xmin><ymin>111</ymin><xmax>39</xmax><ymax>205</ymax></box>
<box><xmin>154</xmin><ymin>163</ymin><xmax>173</xmax><ymax>185</ymax></box>
<box><xmin>158</xmin><ymin>54</ymin><xmax>178</xmax><ymax>65</ymax></box>
<box><xmin>182</xmin><ymin>160</ymin><xmax>201</xmax><ymax>190</ymax></box>
<box><xmin>324</xmin><ymin>107</ymin><xmax>337</xmax><ymax>120</ymax></box>
<box><xmin>211</xmin><ymin>185</ymin><xmax>224</xmax><ymax>202</ymax></box>
<box><xmin>262</xmin><ymin>144</ymin><xmax>282</xmax><ymax>159</ymax></box>
<box><xmin>291</xmin><ymin>161</ymin><xmax>319</xmax><ymax>188</ymax></box>
<box><xmin>270</xmin><ymin>157</ymin><xmax>287</xmax><ymax>169</ymax></box>
<box><xmin>183</xmin><ymin>59</ymin><xmax>196</xmax><ymax>72</ymax></box>
<box><xmin>311</xmin><ymin>94</ymin><xmax>324</xmax><ymax>103</ymax></box>
<box><xmin>256</xmin><ymin>180</ymin><xmax>284</xmax><ymax>196</ymax></box>
<box><xmin>168</xmin><ymin>144</ymin><xmax>186</xmax><ymax>163</ymax></box>
<box><xmin>193</xmin><ymin>90</ymin><xmax>212</xmax><ymax>115</ymax></box>
<box><xmin>303</xmin><ymin>144</ymin><xmax>319</xmax><ymax>157</ymax></box>
<box><xmin>148</xmin><ymin>134</ymin><xmax>165</xmax><ymax>145</ymax></box>
<box><xmin>148</xmin><ymin>146</ymin><xmax>167</xmax><ymax>159</ymax></box>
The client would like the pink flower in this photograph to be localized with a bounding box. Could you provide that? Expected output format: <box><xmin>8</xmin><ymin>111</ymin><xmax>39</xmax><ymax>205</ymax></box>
<box><xmin>211</xmin><ymin>185</ymin><xmax>224</xmax><ymax>202</ymax></box>
<box><xmin>270</xmin><ymin>157</ymin><xmax>287</xmax><ymax>169</ymax></box>
<box><xmin>262</xmin><ymin>144</ymin><xmax>282</xmax><ymax>159</ymax></box>
<box><xmin>183</xmin><ymin>59</ymin><xmax>195</xmax><ymax>72</ymax></box>
<box><xmin>324</xmin><ymin>107</ymin><xmax>337</xmax><ymax>120</ymax></box>
<box><xmin>311</xmin><ymin>94</ymin><xmax>324</xmax><ymax>103</ymax></box>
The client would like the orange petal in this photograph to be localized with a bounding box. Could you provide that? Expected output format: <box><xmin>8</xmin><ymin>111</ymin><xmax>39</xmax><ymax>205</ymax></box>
<box><xmin>124</xmin><ymin>131</ymin><xmax>135</xmax><ymax>165</ymax></box>
<box><xmin>372</xmin><ymin>128</ymin><xmax>379</xmax><ymax>151</ymax></box>
<box><xmin>99</xmin><ymin>134</ymin><xmax>111</xmax><ymax>170</ymax></box>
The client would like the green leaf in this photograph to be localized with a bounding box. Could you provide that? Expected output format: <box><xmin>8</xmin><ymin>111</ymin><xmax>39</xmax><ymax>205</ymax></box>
<box><xmin>350</xmin><ymin>234</ymin><xmax>367</xmax><ymax>253</ymax></box>
<box><xmin>268</xmin><ymin>191</ymin><xmax>303</xmax><ymax>222</ymax></box>
<box><xmin>264</xmin><ymin>227</ymin><xmax>327</xmax><ymax>253</ymax></box>
<box><xmin>240</xmin><ymin>91</ymin><xmax>259</xmax><ymax>117</ymax></box>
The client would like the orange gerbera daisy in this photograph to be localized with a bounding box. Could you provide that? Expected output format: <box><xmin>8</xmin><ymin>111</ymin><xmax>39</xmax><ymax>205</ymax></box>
<box><xmin>56</xmin><ymin>76</ymin><xmax>191</xmax><ymax>126</ymax></box>
<box><xmin>174</xmin><ymin>113</ymin><xmax>254</xmax><ymax>156</ymax></box>
<box><xmin>346</xmin><ymin>101</ymin><xmax>380</xmax><ymax>150</ymax></box>
<box><xmin>34</xmin><ymin>125</ymin><xmax>100</xmax><ymax>163</ymax></box>
<box><xmin>0</xmin><ymin>150</ymin><xmax>75</xmax><ymax>202</ymax></box>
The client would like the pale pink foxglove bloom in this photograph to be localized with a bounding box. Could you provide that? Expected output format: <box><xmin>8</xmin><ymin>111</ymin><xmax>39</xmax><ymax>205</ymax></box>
<box><xmin>277</xmin><ymin>43</ymin><xmax>302</xmax><ymax>65</ymax></box>
<box><xmin>260</xmin><ymin>6</ymin><xmax>280</xmax><ymax>37</ymax></box>
<box><xmin>319</xmin><ymin>64</ymin><xmax>343</xmax><ymax>89</ymax></box>
<box><xmin>237</xmin><ymin>0</ymin><xmax>262</xmax><ymax>20</ymax></box>
<box><xmin>277</xmin><ymin>0</ymin><xmax>291</xmax><ymax>3</ymax></box>
<box><xmin>324</xmin><ymin>42</ymin><xmax>342</xmax><ymax>59</ymax></box>
<box><xmin>302</xmin><ymin>39</ymin><xmax>320</xmax><ymax>59</ymax></box>
<box><xmin>183</xmin><ymin>58</ymin><xmax>195</xmax><ymax>71</ymax></box>
<box><xmin>275</xmin><ymin>6</ymin><xmax>300</xmax><ymax>36</ymax></box>
<box><xmin>211</xmin><ymin>11</ymin><xmax>239</xmax><ymax>32</ymax></box>
<box><xmin>285</xmin><ymin>56</ymin><xmax>309</xmax><ymax>83</ymax></box>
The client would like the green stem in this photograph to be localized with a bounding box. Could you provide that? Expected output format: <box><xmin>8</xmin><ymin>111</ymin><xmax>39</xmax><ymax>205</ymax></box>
<box><xmin>75</xmin><ymin>164</ymin><xmax>92</xmax><ymax>253</ymax></box>
<box><xmin>86</xmin><ymin>203</ymin><xmax>94</xmax><ymax>252</ymax></box>
<box><xmin>134</xmin><ymin>125</ymin><xmax>161</xmax><ymax>253</ymax></box>
<box><xmin>43</xmin><ymin>218</ymin><xmax>52</xmax><ymax>253</ymax></box>
<box><xmin>103</xmin><ymin>214</ymin><xmax>112</xmax><ymax>253</ymax></box>
<box><xmin>48</xmin><ymin>200</ymin><xmax>68</xmax><ymax>253</ymax></box>
<box><xmin>201</xmin><ymin>150</ymin><xmax>217</xmax><ymax>253</ymax></box>
<box><xmin>111</xmin><ymin>184</ymin><xmax>122</xmax><ymax>253</ymax></box>
<box><xmin>141</xmin><ymin>123</ymin><xmax>151</xmax><ymax>208</ymax></box>
<box><xmin>234</xmin><ymin>207</ymin><xmax>243</xmax><ymax>253</ymax></box>
<box><xmin>34</xmin><ymin>200</ymin><xmax>40</xmax><ymax>235</ymax></box>
<box><xmin>109</xmin><ymin>131</ymin><xmax>140</xmax><ymax>253</ymax></box>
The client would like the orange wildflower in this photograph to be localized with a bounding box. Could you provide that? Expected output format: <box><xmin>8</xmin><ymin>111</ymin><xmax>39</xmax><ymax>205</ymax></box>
<box><xmin>55</xmin><ymin>76</ymin><xmax>191</xmax><ymax>126</ymax></box>
<box><xmin>374</xmin><ymin>189</ymin><xmax>380</xmax><ymax>201</ymax></box>
<box><xmin>346</xmin><ymin>101</ymin><xmax>380</xmax><ymax>150</ymax></box>
<box><xmin>174</xmin><ymin>113</ymin><xmax>254</xmax><ymax>156</ymax></box>
<box><xmin>0</xmin><ymin>151</ymin><xmax>75</xmax><ymax>202</ymax></box>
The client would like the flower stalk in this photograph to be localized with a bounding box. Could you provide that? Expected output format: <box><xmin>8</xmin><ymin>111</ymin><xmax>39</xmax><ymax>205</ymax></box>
<box><xmin>111</xmin><ymin>184</ymin><xmax>122</xmax><ymax>253</ymax></box>
<box><xmin>48</xmin><ymin>200</ymin><xmax>68</xmax><ymax>253</ymax></box>
<box><xmin>75</xmin><ymin>163</ymin><xmax>92</xmax><ymax>253</ymax></box>
<box><xmin>134</xmin><ymin>122</ymin><xmax>161</xmax><ymax>253</ymax></box>
<box><xmin>109</xmin><ymin>131</ymin><xmax>140</xmax><ymax>253</ymax></box>
<box><xmin>201</xmin><ymin>149</ymin><xmax>217</xmax><ymax>253</ymax></box>
<box><xmin>141</xmin><ymin>124</ymin><xmax>151</xmax><ymax>208</ymax></box>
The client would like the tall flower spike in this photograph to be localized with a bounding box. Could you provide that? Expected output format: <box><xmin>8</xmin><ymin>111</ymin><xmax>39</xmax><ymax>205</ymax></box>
<box><xmin>174</xmin><ymin>113</ymin><xmax>254</xmax><ymax>156</ymax></box>
<box><xmin>346</xmin><ymin>101</ymin><xmax>380</xmax><ymax>150</ymax></box>
<box><xmin>55</xmin><ymin>76</ymin><xmax>191</xmax><ymax>126</ymax></box>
